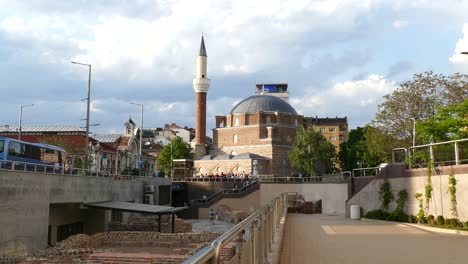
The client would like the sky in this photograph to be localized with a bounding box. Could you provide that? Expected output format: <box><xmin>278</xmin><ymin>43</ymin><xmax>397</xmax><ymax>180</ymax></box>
<box><xmin>1</xmin><ymin>0</ymin><xmax>468</xmax><ymax>136</ymax></box>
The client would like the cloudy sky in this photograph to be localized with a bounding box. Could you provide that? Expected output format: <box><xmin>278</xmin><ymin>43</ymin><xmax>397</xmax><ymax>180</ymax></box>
<box><xmin>1</xmin><ymin>0</ymin><xmax>468</xmax><ymax>136</ymax></box>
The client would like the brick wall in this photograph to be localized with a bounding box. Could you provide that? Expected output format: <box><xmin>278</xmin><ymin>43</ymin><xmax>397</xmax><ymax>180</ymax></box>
<box><xmin>108</xmin><ymin>215</ymin><xmax>192</xmax><ymax>233</ymax></box>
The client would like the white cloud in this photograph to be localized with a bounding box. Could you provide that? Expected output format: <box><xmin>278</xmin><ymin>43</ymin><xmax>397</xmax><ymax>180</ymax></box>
<box><xmin>290</xmin><ymin>74</ymin><xmax>397</xmax><ymax>127</ymax></box>
<box><xmin>0</xmin><ymin>0</ymin><xmax>381</xmax><ymax>84</ymax></box>
<box><xmin>1</xmin><ymin>0</ymin><xmax>468</xmax><ymax>133</ymax></box>
<box><xmin>392</xmin><ymin>20</ymin><xmax>408</xmax><ymax>29</ymax></box>
<box><xmin>449</xmin><ymin>23</ymin><xmax>468</xmax><ymax>72</ymax></box>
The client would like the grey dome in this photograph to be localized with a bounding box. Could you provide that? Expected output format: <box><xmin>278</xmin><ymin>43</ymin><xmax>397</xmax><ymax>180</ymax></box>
<box><xmin>230</xmin><ymin>95</ymin><xmax>297</xmax><ymax>115</ymax></box>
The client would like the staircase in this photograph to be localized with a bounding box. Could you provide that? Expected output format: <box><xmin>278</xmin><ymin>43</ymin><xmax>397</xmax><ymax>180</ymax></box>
<box><xmin>189</xmin><ymin>181</ymin><xmax>260</xmax><ymax>208</ymax></box>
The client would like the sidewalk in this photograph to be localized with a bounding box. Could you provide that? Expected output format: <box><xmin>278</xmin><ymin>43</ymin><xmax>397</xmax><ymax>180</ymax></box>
<box><xmin>280</xmin><ymin>214</ymin><xmax>468</xmax><ymax>264</ymax></box>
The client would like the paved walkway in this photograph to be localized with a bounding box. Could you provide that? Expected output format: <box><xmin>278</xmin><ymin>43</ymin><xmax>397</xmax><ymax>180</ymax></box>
<box><xmin>280</xmin><ymin>214</ymin><xmax>468</xmax><ymax>264</ymax></box>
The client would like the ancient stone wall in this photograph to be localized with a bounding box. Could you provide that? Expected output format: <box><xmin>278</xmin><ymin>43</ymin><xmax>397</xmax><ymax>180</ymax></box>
<box><xmin>108</xmin><ymin>215</ymin><xmax>192</xmax><ymax>233</ymax></box>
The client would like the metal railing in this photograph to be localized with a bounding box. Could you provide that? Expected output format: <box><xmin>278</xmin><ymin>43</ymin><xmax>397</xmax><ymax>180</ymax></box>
<box><xmin>190</xmin><ymin>181</ymin><xmax>260</xmax><ymax>207</ymax></box>
<box><xmin>256</xmin><ymin>172</ymin><xmax>350</xmax><ymax>183</ymax></box>
<box><xmin>391</xmin><ymin>138</ymin><xmax>468</xmax><ymax>167</ymax></box>
<box><xmin>352</xmin><ymin>166</ymin><xmax>382</xmax><ymax>177</ymax></box>
<box><xmin>0</xmin><ymin>159</ymin><xmax>153</xmax><ymax>181</ymax></box>
<box><xmin>183</xmin><ymin>193</ymin><xmax>287</xmax><ymax>264</ymax></box>
<box><xmin>173</xmin><ymin>177</ymin><xmax>254</xmax><ymax>183</ymax></box>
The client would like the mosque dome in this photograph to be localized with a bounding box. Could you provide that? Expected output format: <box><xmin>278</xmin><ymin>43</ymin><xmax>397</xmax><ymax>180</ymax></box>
<box><xmin>230</xmin><ymin>95</ymin><xmax>297</xmax><ymax>115</ymax></box>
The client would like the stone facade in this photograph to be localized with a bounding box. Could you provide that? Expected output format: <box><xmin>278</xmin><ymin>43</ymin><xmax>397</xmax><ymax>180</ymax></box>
<box><xmin>108</xmin><ymin>215</ymin><xmax>192</xmax><ymax>233</ymax></box>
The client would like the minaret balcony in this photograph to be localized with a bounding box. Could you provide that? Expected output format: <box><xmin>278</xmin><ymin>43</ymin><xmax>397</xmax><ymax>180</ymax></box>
<box><xmin>193</xmin><ymin>78</ymin><xmax>211</xmax><ymax>93</ymax></box>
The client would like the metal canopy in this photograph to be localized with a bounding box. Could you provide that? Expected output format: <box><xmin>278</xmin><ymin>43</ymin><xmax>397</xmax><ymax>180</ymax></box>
<box><xmin>85</xmin><ymin>201</ymin><xmax>187</xmax><ymax>215</ymax></box>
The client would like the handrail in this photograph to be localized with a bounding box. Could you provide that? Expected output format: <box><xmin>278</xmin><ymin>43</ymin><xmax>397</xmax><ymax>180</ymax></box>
<box><xmin>352</xmin><ymin>166</ymin><xmax>381</xmax><ymax>177</ymax></box>
<box><xmin>407</xmin><ymin>138</ymin><xmax>468</xmax><ymax>166</ymax></box>
<box><xmin>392</xmin><ymin>148</ymin><xmax>408</xmax><ymax>163</ymax></box>
<box><xmin>190</xmin><ymin>181</ymin><xmax>260</xmax><ymax>206</ymax></box>
<box><xmin>0</xmin><ymin>159</ymin><xmax>156</xmax><ymax>181</ymax></box>
<box><xmin>183</xmin><ymin>192</ymin><xmax>286</xmax><ymax>264</ymax></box>
<box><xmin>409</xmin><ymin>138</ymin><xmax>468</xmax><ymax>149</ymax></box>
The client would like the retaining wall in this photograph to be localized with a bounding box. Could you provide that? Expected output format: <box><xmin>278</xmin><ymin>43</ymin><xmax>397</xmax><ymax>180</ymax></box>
<box><xmin>346</xmin><ymin>164</ymin><xmax>468</xmax><ymax>221</ymax></box>
<box><xmin>0</xmin><ymin>170</ymin><xmax>171</xmax><ymax>255</ymax></box>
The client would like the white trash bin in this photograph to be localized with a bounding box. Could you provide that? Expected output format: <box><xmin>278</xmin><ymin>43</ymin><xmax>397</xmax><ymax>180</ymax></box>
<box><xmin>350</xmin><ymin>205</ymin><xmax>361</xmax><ymax>220</ymax></box>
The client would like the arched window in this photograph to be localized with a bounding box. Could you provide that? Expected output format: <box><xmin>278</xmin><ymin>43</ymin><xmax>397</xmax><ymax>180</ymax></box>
<box><xmin>233</xmin><ymin>134</ymin><xmax>238</xmax><ymax>143</ymax></box>
<box><xmin>219</xmin><ymin>122</ymin><xmax>224</xmax><ymax>128</ymax></box>
<box><xmin>235</xmin><ymin>117</ymin><xmax>239</xmax><ymax>126</ymax></box>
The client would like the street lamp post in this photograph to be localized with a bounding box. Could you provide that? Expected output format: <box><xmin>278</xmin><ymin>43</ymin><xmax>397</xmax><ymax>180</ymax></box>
<box><xmin>130</xmin><ymin>103</ymin><xmax>144</xmax><ymax>174</ymax></box>
<box><xmin>71</xmin><ymin>61</ymin><xmax>92</xmax><ymax>170</ymax></box>
<box><xmin>18</xmin><ymin>104</ymin><xmax>34</xmax><ymax>140</ymax></box>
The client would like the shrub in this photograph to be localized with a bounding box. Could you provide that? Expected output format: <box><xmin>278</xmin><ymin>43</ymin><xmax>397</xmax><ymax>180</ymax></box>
<box><xmin>446</xmin><ymin>218</ymin><xmax>461</xmax><ymax>228</ymax></box>
<box><xmin>365</xmin><ymin>209</ymin><xmax>389</xmax><ymax>220</ymax></box>
<box><xmin>464</xmin><ymin>222</ymin><xmax>468</xmax><ymax>229</ymax></box>
<box><xmin>436</xmin><ymin>215</ymin><xmax>445</xmax><ymax>226</ymax></box>
<box><xmin>387</xmin><ymin>212</ymin><xmax>409</xmax><ymax>222</ymax></box>
<box><xmin>408</xmin><ymin>215</ymin><xmax>417</xmax><ymax>223</ymax></box>
<box><xmin>427</xmin><ymin>215</ymin><xmax>435</xmax><ymax>225</ymax></box>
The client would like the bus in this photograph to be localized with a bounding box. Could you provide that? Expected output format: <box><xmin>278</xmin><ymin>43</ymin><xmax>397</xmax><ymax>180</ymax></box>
<box><xmin>0</xmin><ymin>137</ymin><xmax>66</xmax><ymax>173</ymax></box>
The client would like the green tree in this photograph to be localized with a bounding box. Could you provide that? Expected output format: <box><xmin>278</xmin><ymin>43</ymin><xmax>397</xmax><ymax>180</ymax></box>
<box><xmin>418</xmin><ymin>98</ymin><xmax>468</xmax><ymax>142</ymax></box>
<box><xmin>369</xmin><ymin>71</ymin><xmax>468</xmax><ymax>160</ymax></box>
<box><xmin>288</xmin><ymin>126</ymin><xmax>337</xmax><ymax>176</ymax></box>
<box><xmin>339</xmin><ymin>126</ymin><xmax>383</xmax><ymax>171</ymax></box>
<box><xmin>157</xmin><ymin>137</ymin><xmax>194</xmax><ymax>176</ymax></box>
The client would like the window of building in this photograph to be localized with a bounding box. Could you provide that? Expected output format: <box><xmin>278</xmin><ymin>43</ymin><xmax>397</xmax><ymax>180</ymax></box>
<box><xmin>339</xmin><ymin>135</ymin><xmax>346</xmax><ymax>142</ymax></box>
<box><xmin>295</xmin><ymin>119</ymin><xmax>298</xmax><ymax>126</ymax></box>
<box><xmin>235</xmin><ymin>117</ymin><xmax>239</xmax><ymax>126</ymax></box>
<box><xmin>319</xmin><ymin>128</ymin><xmax>326</xmax><ymax>132</ymax></box>
<box><xmin>266</xmin><ymin>116</ymin><xmax>271</xmax><ymax>124</ymax></box>
<box><xmin>329</xmin><ymin>136</ymin><xmax>336</xmax><ymax>141</ymax></box>
<box><xmin>340</xmin><ymin>126</ymin><xmax>347</xmax><ymax>132</ymax></box>
<box><xmin>219</xmin><ymin>122</ymin><xmax>224</xmax><ymax>128</ymax></box>
<box><xmin>233</xmin><ymin>134</ymin><xmax>238</xmax><ymax>143</ymax></box>
<box><xmin>329</xmin><ymin>127</ymin><xmax>336</xmax><ymax>132</ymax></box>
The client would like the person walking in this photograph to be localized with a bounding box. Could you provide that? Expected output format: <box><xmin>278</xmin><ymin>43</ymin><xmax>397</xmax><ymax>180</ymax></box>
<box><xmin>209</xmin><ymin>208</ymin><xmax>215</xmax><ymax>224</ymax></box>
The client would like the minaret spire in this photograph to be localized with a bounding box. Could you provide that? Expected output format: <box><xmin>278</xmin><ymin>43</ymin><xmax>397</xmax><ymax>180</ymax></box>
<box><xmin>199</xmin><ymin>35</ymin><xmax>207</xmax><ymax>57</ymax></box>
<box><xmin>193</xmin><ymin>34</ymin><xmax>211</xmax><ymax>158</ymax></box>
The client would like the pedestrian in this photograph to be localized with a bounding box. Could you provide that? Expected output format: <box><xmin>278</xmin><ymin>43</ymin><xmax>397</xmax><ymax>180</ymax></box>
<box><xmin>209</xmin><ymin>208</ymin><xmax>215</xmax><ymax>224</ymax></box>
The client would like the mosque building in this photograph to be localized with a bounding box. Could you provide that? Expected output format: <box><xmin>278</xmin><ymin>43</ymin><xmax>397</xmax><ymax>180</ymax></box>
<box><xmin>191</xmin><ymin>36</ymin><xmax>347</xmax><ymax>177</ymax></box>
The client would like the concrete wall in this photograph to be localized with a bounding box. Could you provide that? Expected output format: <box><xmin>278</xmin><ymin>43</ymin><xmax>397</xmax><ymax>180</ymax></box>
<box><xmin>0</xmin><ymin>170</ymin><xmax>171</xmax><ymax>255</ymax></box>
<box><xmin>199</xmin><ymin>182</ymin><xmax>348</xmax><ymax>219</ymax></box>
<box><xmin>346</xmin><ymin>165</ymin><xmax>468</xmax><ymax>221</ymax></box>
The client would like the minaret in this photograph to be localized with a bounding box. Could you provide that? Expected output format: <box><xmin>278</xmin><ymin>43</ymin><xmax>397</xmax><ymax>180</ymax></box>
<box><xmin>193</xmin><ymin>35</ymin><xmax>210</xmax><ymax>158</ymax></box>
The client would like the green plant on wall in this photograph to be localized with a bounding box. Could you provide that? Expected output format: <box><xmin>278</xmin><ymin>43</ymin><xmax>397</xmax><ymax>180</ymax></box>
<box><xmin>424</xmin><ymin>160</ymin><xmax>433</xmax><ymax>212</ymax></box>
<box><xmin>415</xmin><ymin>192</ymin><xmax>425</xmax><ymax>223</ymax></box>
<box><xmin>378</xmin><ymin>179</ymin><xmax>393</xmax><ymax>211</ymax></box>
<box><xmin>395</xmin><ymin>189</ymin><xmax>408</xmax><ymax>214</ymax></box>
<box><xmin>448</xmin><ymin>167</ymin><xmax>457</xmax><ymax>218</ymax></box>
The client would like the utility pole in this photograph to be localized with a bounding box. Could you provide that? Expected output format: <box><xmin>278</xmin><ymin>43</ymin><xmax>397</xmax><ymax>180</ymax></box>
<box><xmin>71</xmin><ymin>61</ymin><xmax>92</xmax><ymax>170</ymax></box>
<box><xmin>18</xmin><ymin>104</ymin><xmax>34</xmax><ymax>140</ymax></box>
